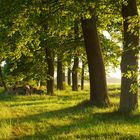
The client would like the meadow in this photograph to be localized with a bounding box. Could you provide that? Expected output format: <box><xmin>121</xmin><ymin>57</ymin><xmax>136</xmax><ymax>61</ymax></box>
<box><xmin>0</xmin><ymin>85</ymin><xmax>140</xmax><ymax>140</ymax></box>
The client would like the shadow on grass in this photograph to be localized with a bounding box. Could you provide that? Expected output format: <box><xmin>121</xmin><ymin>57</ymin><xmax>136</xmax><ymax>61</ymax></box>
<box><xmin>0</xmin><ymin>93</ymin><xmax>49</xmax><ymax>102</ymax></box>
<box><xmin>13</xmin><ymin>114</ymin><xmax>140</xmax><ymax>139</ymax></box>
<box><xmin>9</xmin><ymin>100</ymin><xmax>49</xmax><ymax>107</ymax></box>
<box><xmin>1</xmin><ymin>100</ymin><xmax>140</xmax><ymax>140</ymax></box>
<box><xmin>14</xmin><ymin>133</ymin><xmax>140</xmax><ymax>140</ymax></box>
<box><xmin>0</xmin><ymin>93</ymin><xmax>17</xmax><ymax>102</ymax></box>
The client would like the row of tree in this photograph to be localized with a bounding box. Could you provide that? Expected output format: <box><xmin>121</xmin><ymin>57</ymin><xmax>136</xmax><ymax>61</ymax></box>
<box><xmin>0</xmin><ymin>0</ymin><xmax>139</xmax><ymax>113</ymax></box>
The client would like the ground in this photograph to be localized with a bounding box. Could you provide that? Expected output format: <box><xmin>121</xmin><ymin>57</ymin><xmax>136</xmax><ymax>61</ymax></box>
<box><xmin>0</xmin><ymin>85</ymin><xmax>140</xmax><ymax>140</ymax></box>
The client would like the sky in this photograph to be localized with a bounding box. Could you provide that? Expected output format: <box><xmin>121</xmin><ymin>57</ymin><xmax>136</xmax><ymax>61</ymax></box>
<box><xmin>109</xmin><ymin>68</ymin><xmax>121</xmax><ymax>78</ymax></box>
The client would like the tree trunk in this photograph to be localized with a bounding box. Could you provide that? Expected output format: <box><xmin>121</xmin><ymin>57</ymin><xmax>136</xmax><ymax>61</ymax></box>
<box><xmin>68</xmin><ymin>67</ymin><xmax>71</xmax><ymax>86</ymax></box>
<box><xmin>120</xmin><ymin>0</ymin><xmax>139</xmax><ymax>112</ymax></box>
<box><xmin>67</xmin><ymin>59</ymin><xmax>71</xmax><ymax>86</ymax></box>
<box><xmin>0</xmin><ymin>66</ymin><xmax>7</xmax><ymax>92</ymax></box>
<box><xmin>62</xmin><ymin>67</ymin><xmax>65</xmax><ymax>83</ymax></box>
<box><xmin>45</xmin><ymin>47</ymin><xmax>54</xmax><ymax>95</ymax></box>
<box><xmin>57</xmin><ymin>57</ymin><xmax>64</xmax><ymax>90</ymax></box>
<box><xmin>72</xmin><ymin>56</ymin><xmax>79</xmax><ymax>91</ymax></box>
<box><xmin>81</xmin><ymin>60</ymin><xmax>85</xmax><ymax>90</ymax></box>
<box><xmin>72</xmin><ymin>20</ymin><xmax>79</xmax><ymax>91</ymax></box>
<box><xmin>81</xmin><ymin>14</ymin><xmax>109</xmax><ymax>106</ymax></box>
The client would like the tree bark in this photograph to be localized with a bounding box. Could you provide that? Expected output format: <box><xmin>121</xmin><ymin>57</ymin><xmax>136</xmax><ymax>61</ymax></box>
<box><xmin>72</xmin><ymin>20</ymin><xmax>79</xmax><ymax>91</ymax></box>
<box><xmin>45</xmin><ymin>47</ymin><xmax>54</xmax><ymax>95</ymax></box>
<box><xmin>72</xmin><ymin>56</ymin><xmax>79</xmax><ymax>91</ymax></box>
<box><xmin>120</xmin><ymin>0</ymin><xmax>139</xmax><ymax>112</ymax></box>
<box><xmin>0</xmin><ymin>66</ymin><xmax>7</xmax><ymax>92</ymax></box>
<box><xmin>57</xmin><ymin>57</ymin><xmax>64</xmax><ymax>90</ymax></box>
<box><xmin>67</xmin><ymin>57</ymin><xmax>72</xmax><ymax>86</ymax></box>
<box><xmin>62</xmin><ymin>67</ymin><xmax>65</xmax><ymax>83</ymax></box>
<box><xmin>67</xmin><ymin>67</ymin><xmax>71</xmax><ymax>86</ymax></box>
<box><xmin>81</xmin><ymin>60</ymin><xmax>85</xmax><ymax>90</ymax></box>
<box><xmin>81</xmin><ymin>13</ymin><xmax>109</xmax><ymax>106</ymax></box>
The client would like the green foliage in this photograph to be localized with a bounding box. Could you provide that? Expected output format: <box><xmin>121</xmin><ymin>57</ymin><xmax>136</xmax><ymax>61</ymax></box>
<box><xmin>0</xmin><ymin>0</ymin><xmax>125</xmax><ymax>85</ymax></box>
<box><xmin>127</xmin><ymin>15</ymin><xmax>139</xmax><ymax>36</ymax></box>
<box><xmin>0</xmin><ymin>0</ymin><xmax>138</xmax><ymax>98</ymax></box>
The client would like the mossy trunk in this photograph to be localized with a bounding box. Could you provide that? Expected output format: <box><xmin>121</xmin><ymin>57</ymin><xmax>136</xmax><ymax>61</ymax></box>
<box><xmin>120</xmin><ymin>0</ymin><xmax>139</xmax><ymax>112</ymax></box>
<box><xmin>81</xmin><ymin>13</ymin><xmax>109</xmax><ymax>106</ymax></box>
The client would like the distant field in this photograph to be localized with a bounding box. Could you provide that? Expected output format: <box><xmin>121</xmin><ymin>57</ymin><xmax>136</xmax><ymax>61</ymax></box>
<box><xmin>107</xmin><ymin>77</ymin><xmax>121</xmax><ymax>84</ymax></box>
<box><xmin>80</xmin><ymin>77</ymin><xmax>121</xmax><ymax>85</ymax></box>
<box><xmin>0</xmin><ymin>85</ymin><xmax>140</xmax><ymax>140</ymax></box>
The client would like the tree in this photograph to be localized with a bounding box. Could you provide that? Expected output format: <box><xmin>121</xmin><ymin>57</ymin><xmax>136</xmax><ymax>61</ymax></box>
<box><xmin>0</xmin><ymin>66</ymin><xmax>7</xmax><ymax>91</ymax></box>
<box><xmin>120</xmin><ymin>0</ymin><xmax>139</xmax><ymax>112</ymax></box>
<box><xmin>57</xmin><ymin>56</ymin><xmax>64</xmax><ymax>90</ymax></box>
<box><xmin>0</xmin><ymin>0</ymin><xmax>121</xmax><ymax>102</ymax></box>
<box><xmin>0</xmin><ymin>0</ymin><xmax>59</xmax><ymax>95</ymax></box>
<box><xmin>45</xmin><ymin>47</ymin><xmax>54</xmax><ymax>95</ymax></box>
<box><xmin>67</xmin><ymin>59</ymin><xmax>72</xmax><ymax>86</ymax></box>
<box><xmin>72</xmin><ymin>56</ymin><xmax>79</xmax><ymax>91</ymax></box>
<box><xmin>72</xmin><ymin>21</ymin><xmax>80</xmax><ymax>91</ymax></box>
<box><xmin>81</xmin><ymin>8</ymin><xmax>109</xmax><ymax>106</ymax></box>
<box><xmin>81</xmin><ymin>59</ymin><xmax>85</xmax><ymax>90</ymax></box>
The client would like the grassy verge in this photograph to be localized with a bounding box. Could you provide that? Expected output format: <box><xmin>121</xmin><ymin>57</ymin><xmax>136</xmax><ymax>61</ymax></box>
<box><xmin>0</xmin><ymin>85</ymin><xmax>140</xmax><ymax>140</ymax></box>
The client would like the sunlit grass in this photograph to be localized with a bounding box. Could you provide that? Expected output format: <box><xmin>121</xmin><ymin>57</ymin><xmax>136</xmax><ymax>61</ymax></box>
<box><xmin>0</xmin><ymin>85</ymin><xmax>140</xmax><ymax>139</ymax></box>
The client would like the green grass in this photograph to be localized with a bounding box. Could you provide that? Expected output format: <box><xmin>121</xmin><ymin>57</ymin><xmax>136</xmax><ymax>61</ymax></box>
<box><xmin>0</xmin><ymin>85</ymin><xmax>140</xmax><ymax>140</ymax></box>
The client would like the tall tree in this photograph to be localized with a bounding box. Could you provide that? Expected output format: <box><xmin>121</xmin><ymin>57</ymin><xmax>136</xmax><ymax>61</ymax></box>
<box><xmin>120</xmin><ymin>0</ymin><xmax>139</xmax><ymax>112</ymax></box>
<box><xmin>81</xmin><ymin>60</ymin><xmax>85</xmax><ymax>90</ymax></box>
<box><xmin>72</xmin><ymin>56</ymin><xmax>79</xmax><ymax>91</ymax></box>
<box><xmin>45</xmin><ymin>47</ymin><xmax>54</xmax><ymax>95</ymax></box>
<box><xmin>72</xmin><ymin>20</ymin><xmax>79</xmax><ymax>91</ymax></box>
<box><xmin>67</xmin><ymin>60</ymin><xmax>72</xmax><ymax>86</ymax></box>
<box><xmin>0</xmin><ymin>66</ymin><xmax>7</xmax><ymax>91</ymax></box>
<box><xmin>81</xmin><ymin>9</ymin><xmax>109</xmax><ymax>106</ymax></box>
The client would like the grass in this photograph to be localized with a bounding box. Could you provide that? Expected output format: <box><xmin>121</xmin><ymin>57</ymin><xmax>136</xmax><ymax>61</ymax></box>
<box><xmin>0</xmin><ymin>85</ymin><xmax>140</xmax><ymax>140</ymax></box>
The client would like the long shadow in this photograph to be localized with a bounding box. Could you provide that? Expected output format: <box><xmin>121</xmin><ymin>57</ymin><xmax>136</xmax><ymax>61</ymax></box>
<box><xmin>10</xmin><ymin>100</ymin><xmax>49</xmax><ymax>107</ymax></box>
<box><xmin>1</xmin><ymin>88</ymin><xmax>140</xmax><ymax>139</ymax></box>
<box><xmin>1</xmin><ymin>100</ymin><xmax>140</xmax><ymax>123</ymax></box>
<box><xmin>13</xmin><ymin>111</ymin><xmax>140</xmax><ymax>140</ymax></box>
<box><xmin>0</xmin><ymin>94</ymin><xmax>17</xmax><ymax>102</ymax></box>
<box><xmin>15</xmin><ymin>133</ymin><xmax>140</xmax><ymax>140</ymax></box>
<box><xmin>10</xmin><ymin>95</ymin><xmax>87</xmax><ymax>107</ymax></box>
<box><xmin>1</xmin><ymin>101</ymin><xmax>140</xmax><ymax>139</ymax></box>
<box><xmin>0</xmin><ymin>91</ymin><xmax>88</xmax><ymax>103</ymax></box>
<box><xmin>0</xmin><ymin>100</ymin><xmax>92</xmax><ymax>121</ymax></box>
